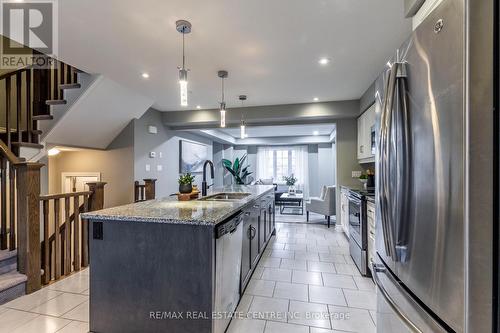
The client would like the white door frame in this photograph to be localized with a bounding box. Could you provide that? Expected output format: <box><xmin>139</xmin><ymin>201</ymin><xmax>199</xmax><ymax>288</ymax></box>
<box><xmin>61</xmin><ymin>172</ymin><xmax>101</xmax><ymax>193</ymax></box>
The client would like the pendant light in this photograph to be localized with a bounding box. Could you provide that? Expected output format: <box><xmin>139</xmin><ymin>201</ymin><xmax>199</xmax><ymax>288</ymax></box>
<box><xmin>239</xmin><ymin>95</ymin><xmax>247</xmax><ymax>139</ymax></box>
<box><xmin>176</xmin><ymin>20</ymin><xmax>191</xmax><ymax>107</ymax></box>
<box><xmin>218</xmin><ymin>70</ymin><xmax>228</xmax><ymax>127</ymax></box>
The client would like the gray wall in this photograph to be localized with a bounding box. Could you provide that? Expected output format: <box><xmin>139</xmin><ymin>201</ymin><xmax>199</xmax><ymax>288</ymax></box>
<box><xmin>134</xmin><ymin>109</ymin><xmax>214</xmax><ymax>198</ymax></box>
<box><xmin>359</xmin><ymin>80</ymin><xmax>376</xmax><ymax>114</ymax></box>
<box><xmin>334</xmin><ymin>118</ymin><xmax>363</xmax><ymax>216</ymax></box>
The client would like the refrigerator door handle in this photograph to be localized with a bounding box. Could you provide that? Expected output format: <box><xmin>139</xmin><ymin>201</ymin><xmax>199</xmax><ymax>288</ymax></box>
<box><xmin>395</xmin><ymin>66</ymin><xmax>411</xmax><ymax>263</ymax></box>
<box><xmin>379</xmin><ymin>63</ymin><xmax>398</xmax><ymax>260</ymax></box>
<box><xmin>372</xmin><ymin>262</ymin><xmax>422</xmax><ymax>332</ymax></box>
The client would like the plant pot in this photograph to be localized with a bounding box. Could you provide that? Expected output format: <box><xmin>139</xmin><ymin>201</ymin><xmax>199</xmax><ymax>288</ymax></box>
<box><xmin>288</xmin><ymin>185</ymin><xmax>296</xmax><ymax>195</ymax></box>
<box><xmin>179</xmin><ymin>183</ymin><xmax>192</xmax><ymax>194</ymax></box>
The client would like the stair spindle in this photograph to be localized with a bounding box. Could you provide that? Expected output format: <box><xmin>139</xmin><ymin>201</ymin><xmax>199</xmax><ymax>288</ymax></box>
<box><xmin>53</xmin><ymin>62</ymin><xmax>58</xmax><ymax>101</ymax></box>
<box><xmin>66</xmin><ymin>64</ymin><xmax>71</xmax><ymax>85</ymax></box>
<box><xmin>26</xmin><ymin>69</ymin><xmax>32</xmax><ymax>143</ymax></box>
<box><xmin>64</xmin><ymin>197</ymin><xmax>71</xmax><ymax>275</ymax></box>
<box><xmin>42</xmin><ymin>200</ymin><xmax>49</xmax><ymax>284</ymax></box>
<box><xmin>16</xmin><ymin>72</ymin><xmax>21</xmax><ymax>144</ymax></box>
<box><xmin>0</xmin><ymin>159</ymin><xmax>6</xmax><ymax>250</ymax></box>
<box><xmin>73</xmin><ymin>195</ymin><xmax>80</xmax><ymax>271</ymax></box>
<box><xmin>5</xmin><ymin>77</ymin><xmax>11</xmax><ymax>149</ymax></box>
<box><xmin>54</xmin><ymin>198</ymin><xmax>61</xmax><ymax>279</ymax></box>
<box><xmin>59</xmin><ymin>61</ymin><xmax>65</xmax><ymax>99</ymax></box>
<box><xmin>8</xmin><ymin>165</ymin><xmax>15</xmax><ymax>250</ymax></box>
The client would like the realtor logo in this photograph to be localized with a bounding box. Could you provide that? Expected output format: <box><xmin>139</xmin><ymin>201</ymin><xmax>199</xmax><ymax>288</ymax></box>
<box><xmin>0</xmin><ymin>0</ymin><xmax>58</xmax><ymax>68</ymax></box>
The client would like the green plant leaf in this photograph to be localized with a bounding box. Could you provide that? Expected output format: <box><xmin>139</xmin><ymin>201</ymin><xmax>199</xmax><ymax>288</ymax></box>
<box><xmin>222</xmin><ymin>159</ymin><xmax>232</xmax><ymax>168</ymax></box>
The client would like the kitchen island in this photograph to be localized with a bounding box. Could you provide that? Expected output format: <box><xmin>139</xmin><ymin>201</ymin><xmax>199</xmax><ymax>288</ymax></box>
<box><xmin>82</xmin><ymin>185</ymin><xmax>275</xmax><ymax>333</ymax></box>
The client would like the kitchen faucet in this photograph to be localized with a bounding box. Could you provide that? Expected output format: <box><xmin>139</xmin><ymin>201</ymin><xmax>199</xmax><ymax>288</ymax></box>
<box><xmin>202</xmin><ymin>160</ymin><xmax>214</xmax><ymax>196</ymax></box>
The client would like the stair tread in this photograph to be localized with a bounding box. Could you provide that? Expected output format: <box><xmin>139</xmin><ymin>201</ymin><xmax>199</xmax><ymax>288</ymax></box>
<box><xmin>46</xmin><ymin>100</ymin><xmax>67</xmax><ymax>105</ymax></box>
<box><xmin>60</xmin><ymin>83</ymin><xmax>81</xmax><ymax>89</ymax></box>
<box><xmin>0</xmin><ymin>250</ymin><xmax>16</xmax><ymax>262</ymax></box>
<box><xmin>33</xmin><ymin>114</ymin><xmax>53</xmax><ymax>120</ymax></box>
<box><xmin>0</xmin><ymin>271</ymin><xmax>26</xmax><ymax>292</ymax></box>
<box><xmin>11</xmin><ymin>142</ymin><xmax>44</xmax><ymax>149</ymax></box>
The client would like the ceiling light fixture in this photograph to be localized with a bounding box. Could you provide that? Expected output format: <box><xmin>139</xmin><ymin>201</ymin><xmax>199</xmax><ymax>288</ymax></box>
<box><xmin>319</xmin><ymin>57</ymin><xmax>330</xmax><ymax>65</ymax></box>
<box><xmin>196</xmin><ymin>105</ymin><xmax>201</xmax><ymax>109</ymax></box>
<box><xmin>239</xmin><ymin>95</ymin><xmax>247</xmax><ymax>139</ymax></box>
<box><xmin>48</xmin><ymin>148</ymin><xmax>60</xmax><ymax>156</ymax></box>
<box><xmin>313</xmin><ymin>97</ymin><xmax>319</xmax><ymax>102</ymax></box>
<box><xmin>141</xmin><ymin>72</ymin><xmax>150</xmax><ymax>79</ymax></box>
<box><xmin>218</xmin><ymin>70</ymin><xmax>228</xmax><ymax>128</ymax></box>
<box><xmin>313</xmin><ymin>131</ymin><xmax>319</xmax><ymax>136</ymax></box>
<box><xmin>176</xmin><ymin>20</ymin><xmax>191</xmax><ymax>107</ymax></box>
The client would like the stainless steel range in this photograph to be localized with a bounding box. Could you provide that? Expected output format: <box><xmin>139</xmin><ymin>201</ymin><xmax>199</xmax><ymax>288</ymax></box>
<box><xmin>348</xmin><ymin>190</ymin><xmax>372</xmax><ymax>276</ymax></box>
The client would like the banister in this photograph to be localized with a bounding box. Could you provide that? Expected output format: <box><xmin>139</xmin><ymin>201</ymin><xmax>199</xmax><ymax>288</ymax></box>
<box><xmin>40</xmin><ymin>191</ymin><xmax>92</xmax><ymax>201</ymax></box>
<box><xmin>0</xmin><ymin>139</ymin><xmax>22</xmax><ymax>165</ymax></box>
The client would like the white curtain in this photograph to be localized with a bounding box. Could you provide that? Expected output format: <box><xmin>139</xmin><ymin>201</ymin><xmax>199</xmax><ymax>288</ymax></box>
<box><xmin>256</xmin><ymin>145</ymin><xmax>309</xmax><ymax>199</ymax></box>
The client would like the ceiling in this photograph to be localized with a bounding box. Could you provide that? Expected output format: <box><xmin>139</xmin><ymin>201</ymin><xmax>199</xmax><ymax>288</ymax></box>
<box><xmin>57</xmin><ymin>0</ymin><xmax>411</xmax><ymax>111</ymax></box>
<box><xmin>218</xmin><ymin>123</ymin><xmax>335</xmax><ymax>139</ymax></box>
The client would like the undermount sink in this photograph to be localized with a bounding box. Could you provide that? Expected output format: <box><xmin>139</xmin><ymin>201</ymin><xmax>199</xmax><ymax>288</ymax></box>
<box><xmin>199</xmin><ymin>192</ymin><xmax>251</xmax><ymax>201</ymax></box>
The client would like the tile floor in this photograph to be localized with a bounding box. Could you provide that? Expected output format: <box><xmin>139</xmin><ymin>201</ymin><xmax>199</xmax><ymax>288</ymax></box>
<box><xmin>0</xmin><ymin>221</ymin><xmax>377</xmax><ymax>333</ymax></box>
<box><xmin>228</xmin><ymin>222</ymin><xmax>377</xmax><ymax>333</ymax></box>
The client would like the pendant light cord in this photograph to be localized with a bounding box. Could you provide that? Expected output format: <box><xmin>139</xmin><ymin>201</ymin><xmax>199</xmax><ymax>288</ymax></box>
<box><xmin>221</xmin><ymin>77</ymin><xmax>225</xmax><ymax>104</ymax></box>
<box><xmin>182</xmin><ymin>32</ymin><xmax>185</xmax><ymax>69</ymax></box>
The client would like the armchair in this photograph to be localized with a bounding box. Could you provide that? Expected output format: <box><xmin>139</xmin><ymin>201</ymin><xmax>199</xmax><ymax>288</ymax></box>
<box><xmin>306</xmin><ymin>185</ymin><xmax>336</xmax><ymax>228</ymax></box>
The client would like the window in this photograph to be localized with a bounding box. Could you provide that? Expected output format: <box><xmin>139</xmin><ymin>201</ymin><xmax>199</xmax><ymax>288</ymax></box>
<box><xmin>260</xmin><ymin>147</ymin><xmax>298</xmax><ymax>181</ymax></box>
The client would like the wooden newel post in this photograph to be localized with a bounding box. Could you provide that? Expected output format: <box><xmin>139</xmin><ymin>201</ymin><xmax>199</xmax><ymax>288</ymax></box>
<box><xmin>16</xmin><ymin>162</ymin><xmax>43</xmax><ymax>294</ymax></box>
<box><xmin>144</xmin><ymin>179</ymin><xmax>157</xmax><ymax>201</ymax></box>
<box><xmin>86</xmin><ymin>182</ymin><xmax>107</xmax><ymax>212</ymax></box>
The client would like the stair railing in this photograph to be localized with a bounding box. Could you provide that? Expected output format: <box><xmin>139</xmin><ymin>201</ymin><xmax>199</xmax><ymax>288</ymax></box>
<box><xmin>39</xmin><ymin>182</ymin><xmax>106</xmax><ymax>286</ymax></box>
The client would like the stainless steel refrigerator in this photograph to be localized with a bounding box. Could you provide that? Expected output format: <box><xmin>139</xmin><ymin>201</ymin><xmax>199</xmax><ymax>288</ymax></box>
<box><xmin>373</xmin><ymin>0</ymin><xmax>496</xmax><ymax>332</ymax></box>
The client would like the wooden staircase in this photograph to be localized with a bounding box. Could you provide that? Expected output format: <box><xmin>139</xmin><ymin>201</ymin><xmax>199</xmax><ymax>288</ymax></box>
<box><xmin>0</xmin><ymin>53</ymin><xmax>105</xmax><ymax>302</ymax></box>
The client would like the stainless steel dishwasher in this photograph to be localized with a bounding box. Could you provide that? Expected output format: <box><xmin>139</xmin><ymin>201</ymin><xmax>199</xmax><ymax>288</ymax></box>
<box><xmin>213</xmin><ymin>212</ymin><xmax>243</xmax><ymax>333</ymax></box>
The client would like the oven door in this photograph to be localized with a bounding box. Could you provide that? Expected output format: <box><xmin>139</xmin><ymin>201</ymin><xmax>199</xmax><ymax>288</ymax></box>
<box><xmin>348</xmin><ymin>195</ymin><xmax>362</xmax><ymax>246</ymax></box>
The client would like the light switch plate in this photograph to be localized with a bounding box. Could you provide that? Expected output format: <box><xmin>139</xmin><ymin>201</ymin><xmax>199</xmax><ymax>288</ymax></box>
<box><xmin>159</xmin><ymin>152</ymin><xmax>163</xmax><ymax>158</ymax></box>
<box><xmin>148</xmin><ymin>126</ymin><xmax>157</xmax><ymax>134</ymax></box>
<box><xmin>149</xmin><ymin>152</ymin><xmax>156</xmax><ymax>158</ymax></box>
<box><xmin>157</xmin><ymin>165</ymin><xmax>163</xmax><ymax>171</ymax></box>
<box><xmin>352</xmin><ymin>171</ymin><xmax>362</xmax><ymax>178</ymax></box>
<box><xmin>145</xmin><ymin>164</ymin><xmax>151</xmax><ymax>172</ymax></box>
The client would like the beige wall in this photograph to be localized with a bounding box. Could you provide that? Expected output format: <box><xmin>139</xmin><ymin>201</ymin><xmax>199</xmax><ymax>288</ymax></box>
<box><xmin>48</xmin><ymin>147</ymin><xmax>134</xmax><ymax>208</ymax></box>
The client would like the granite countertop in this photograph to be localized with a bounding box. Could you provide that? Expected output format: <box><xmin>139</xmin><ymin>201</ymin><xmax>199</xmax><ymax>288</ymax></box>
<box><xmin>81</xmin><ymin>185</ymin><xmax>274</xmax><ymax>226</ymax></box>
<box><xmin>340</xmin><ymin>185</ymin><xmax>375</xmax><ymax>198</ymax></box>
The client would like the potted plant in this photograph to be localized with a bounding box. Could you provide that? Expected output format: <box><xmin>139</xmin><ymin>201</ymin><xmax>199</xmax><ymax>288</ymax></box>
<box><xmin>359</xmin><ymin>173</ymin><xmax>368</xmax><ymax>189</ymax></box>
<box><xmin>178</xmin><ymin>173</ymin><xmax>195</xmax><ymax>194</ymax></box>
<box><xmin>222</xmin><ymin>154</ymin><xmax>252</xmax><ymax>185</ymax></box>
<box><xmin>283</xmin><ymin>174</ymin><xmax>298</xmax><ymax>195</ymax></box>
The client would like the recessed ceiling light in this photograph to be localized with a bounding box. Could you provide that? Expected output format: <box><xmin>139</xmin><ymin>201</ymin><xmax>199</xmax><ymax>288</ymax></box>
<box><xmin>196</xmin><ymin>105</ymin><xmax>201</xmax><ymax>109</ymax></box>
<box><xmin>141</xmin><ymin>72</ymin><xmax>150</xmax><ymax>79</ymax></box>
<box><xmin>313</xmin><ymin>131</ymin><xmax>319</xmax><ymax>136</ymax></box>
<box><xmin>319</xmin><ymin>57</ymin><xmax>330</xmax><ymax>65</ymax></box>
<box><xmin>313</xmin><ymin>97</ymin><xmax>319</xmax><ymax>102</ymax></box>
<box><xmin>48</xmin><ymin>148</ymin><xmax>60</xmax><ymax>156</ymax></box>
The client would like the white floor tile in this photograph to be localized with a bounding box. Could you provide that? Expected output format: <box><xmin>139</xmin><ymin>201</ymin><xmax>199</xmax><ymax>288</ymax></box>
<box><xmin>61</xmin><ymin>300</ymin><xmax>89</xmax><ymax>322</ymax></box>
<box><xmin>48</xmin><ymin>274</ymin><xmax>89</xmax><ymax>294</ymax></box>
<box><xmin>227</xmin><ymin>318</ymin><xmax>266</xmax><ymax>333</ymax></box>
<box><xmin>259</xmin><ymin>257</ymin><xmax>282</xmax><ymax>268</ymax></box>
<box><xmin>310</xmin><ymin>328</ymin><xmax>348</xmax><ymax>333</ymax></box>
<box><xmin>280</xmin><ymin>259</ymin><xmax>307</xmax><ymax>271</ymax></box>
<box><xmin>319</xmin><ymin>253</ymin><xmax>347</xmax><ymax>264</ymax></box>
<box><xmin>56</xmin><ymin>320</ymin><xmax>89</xmax><ymax>333</ymax></box>
<box><xmin>246</xmin><ymin>279</ymin><xmax>276</xmax><ymax>297</ymax></box>
<box><xmin>353</xmin><ymin>276</ymin><xmax>376</xmax><ymax>292</ymax></box>
<box><xmin>285</xmin><ymin>244</ymin><xmax>307</xmax><ymax>251</ymax></box>
<box><xmin>309</xmin><ymin>285</ymin><xmax>347</xmax><ymax>306</ymax></box>
<box><xmin>322</xmin><ymin>273</ymin><xmax>357</xmax><ymax>290</ymax></box>
<box><xmin>288</xmin><ymin>300</ymin><xmax>331</xmax><ymax>329</ymax></box>
<box><xmin>236</xmin><ymin>295</ymin><xmax>253</xmax><ymax>313</ymax></box>
<box><xmin>329</xmin><ymin>305</ymin><xmax>376</xmax><ymax>333</ymax></box>
<box><xmin>295</xmin><ymin>252</ymin><xmax>320</xmax><ymax>261</ymax></box>
<box><xmin>248</xmin><ymin>296</ymin><xmax>289</xmax><ymax>322</ymax></box>
<box><xmin>29</xmin><ymin>293</ymin><xmax>88</xmax><ymax>317</ymax></box>
<box><xmin>343</xmin><ymin>289</ymin><xmax>377</xmax><ymax>310</ymax></box>
<box><xmin>272</xmin><ymin>282</ymin><xmax>308</xmax><ymax>301</ymax></box>
<box><xmin>334</xmin><ymin>263</ymin><xmax>361</xmax><ymax>276</ymax></box>
<box><xmin>4</xmin><ymin>288</ymin><xmax>63</xmax><ymax>311</ymax></box>
<box><xmin>269</xmin><ymin>250</ymin><xmax>295</xmax><ymax>259</ymax></box>
<box><xmin>264</xmin><ymin>321</ymin><xmax>308</xmax><ymax>333</ymax></box>
<box><xmin>11</xmin><ymin>314</ymin><xmax>71</xmax><ymax>333</ymax></box>
<box><xmin>308</xmin><ymin>261</ymin><xmax>337</xmax><ymax>273</ymax></box>
<box><xmin>261</xmin><ymin>268</ymin><xmax>292</xmax><ymax>282</ymax></box>
<box><xmin>292</xmin><ymin>270</ymin><xmax>323</xmax><ymax>286</ymax></box>
<box><xmin>0</xmin><ymin>309</ymin><xmax>39</xmax><ymax>331</ymax></box>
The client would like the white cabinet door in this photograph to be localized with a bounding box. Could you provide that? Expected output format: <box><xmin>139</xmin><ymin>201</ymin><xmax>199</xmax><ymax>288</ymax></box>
<box><xmin>357</xmin><ymin>115</ymin><xmax>364</xmax><ymax>159</ymax></box>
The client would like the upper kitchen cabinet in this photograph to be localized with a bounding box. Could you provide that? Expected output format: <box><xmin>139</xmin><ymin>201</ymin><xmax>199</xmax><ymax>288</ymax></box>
<box><xmin>357</xmin><ymin>104</ymin><xmax>376</xmax><ymax>163</ymax></box>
